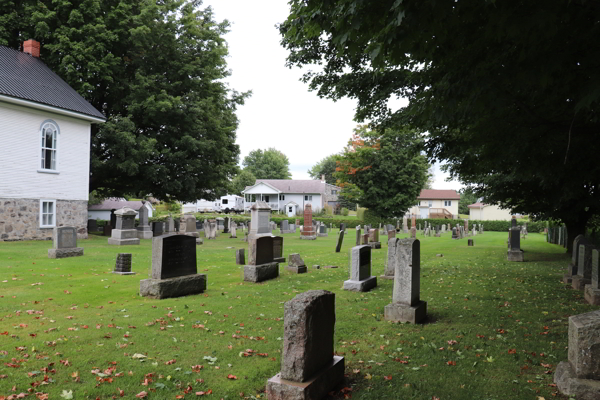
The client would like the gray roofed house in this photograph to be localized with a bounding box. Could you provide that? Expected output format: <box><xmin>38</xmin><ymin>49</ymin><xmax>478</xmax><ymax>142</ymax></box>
<box><xmin>88</xmin><ymin>198</ymin><xmax>154</xmax><ymax>221</ymax></box>
<box><xmin>242</xmin><ymin>177</ymin><xmax>341</xmax><ymax>216</ymax></box>
<box><xmin>0</xmin><ymin>40</ymin><xmax>106</xmax><ymax>241</ymax></box>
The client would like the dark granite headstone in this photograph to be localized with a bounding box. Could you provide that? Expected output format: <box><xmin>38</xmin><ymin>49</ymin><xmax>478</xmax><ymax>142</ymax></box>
<box><xmin>152</xmin><ymin>221</ymin><xmax>164</xmax><ymax>237</ymax></box>
<box><xmin>335</xmin><ymin>230</ymin><xmax>345</xmax><ymax>253</ymax></box>
<box><xmin>509</xmin><ymin>228</ymin><xmax>520</xmax><ymax>250</ymax></box>
<box><xmin>255</xmin><ymin>236</ymin><xmax>274</xmax><ymax>265</ymax></box>
<box><xmin>103</xmin><ymin>223</ymin><xmax>113</xmax><ymax>237</ymax></box>
<box><xmin>110</xmin><ymin>209</ymin><xmax>117</xmax><ymax>229</ymax></box>
<box><xmin>87</xmin><ymin>219</ymin><xmax>98</xmax><ymax>232</ymax></box>
<box><xmin>151</xmin><ymin>234</ymin><xmax>197</xmax><ymax>279</ymax></box>
<box><xmin>273</xmin><ymin>236</ymin><xmax>284</xmax><ymax>261</ymax></box>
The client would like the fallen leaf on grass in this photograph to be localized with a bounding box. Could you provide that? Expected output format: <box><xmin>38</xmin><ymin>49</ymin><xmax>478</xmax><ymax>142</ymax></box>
<box><xmin>227</xmin><ymin>374</ymin><xmax>237</xmax><ymax>380</ymax></box>
<box><xmin>59</xmin><ymin>390</ymin><xmax>73</xmax><ymax>399</ymax></box>
<box><xmin>136</xmin><ymin>391</ymin><xmax>147</xmax><ymax>398</ymax></box>
<box><xmin>383</xmin><ymin>375</ymin><xmax>392</xmax><ymax>381</ymax></box>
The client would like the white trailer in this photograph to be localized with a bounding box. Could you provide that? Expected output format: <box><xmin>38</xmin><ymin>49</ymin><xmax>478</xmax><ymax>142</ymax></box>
<box><xmin>219</xmin><ymin>195</ymin><xmax>244</xmax><ymax>214</ymax></box>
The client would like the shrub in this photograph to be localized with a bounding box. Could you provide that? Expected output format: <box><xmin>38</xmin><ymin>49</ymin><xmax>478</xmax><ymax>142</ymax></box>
<box><xmin>341</xmin><ymin>207</ymin><xmax>349</xmax><ymax>216</ymax></box>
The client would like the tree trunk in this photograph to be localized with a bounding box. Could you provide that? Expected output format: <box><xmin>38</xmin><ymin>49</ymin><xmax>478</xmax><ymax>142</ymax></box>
<box><xmin>564</xmin><ymin>219</ymin><xmax>588</xmax><ymax>254</ymax></box>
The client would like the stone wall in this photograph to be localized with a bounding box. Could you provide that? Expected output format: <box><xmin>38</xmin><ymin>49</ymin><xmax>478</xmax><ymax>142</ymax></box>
<box><xmin>0</xmin><ymin>198</ymin><xmax>88</xmax><ymax>241</ymax></box>
<box><xmin>324</xmin><ymin>184</ymin><xmax>340</xmax><ymax>205</ymax></box>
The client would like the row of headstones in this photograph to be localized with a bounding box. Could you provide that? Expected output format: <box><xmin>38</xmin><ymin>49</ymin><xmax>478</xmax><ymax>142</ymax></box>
<box><xmin>547</xmin><ymin>225</ymin><xmax>568</xmax><ymax>248</ymax></box>
<box><xmin>553</xmin><ymin>235</ymin><xmax>600</xmax><ymax>398</ymax></box>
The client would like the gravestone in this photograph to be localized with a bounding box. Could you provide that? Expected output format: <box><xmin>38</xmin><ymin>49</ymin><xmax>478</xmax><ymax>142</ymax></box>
<box><xmin>113</xmin><ymin>253</ymin><xmax>135</xmax><ymax>275</ymax></box>
<box><xmin>317</xmin><ymin>224</ymin><xmax>328</xmax><ymax>237</ymax></box>
<box><xmin>236</xmin><ymin>249</ymin><xmax>245</xmax><ymax>265</ymax></box>
<box><xmin>223</xmin><ymin>217</ymin><xmax>230</xmax><ymax>234</ymax></box>
<box><xmin>184</xmin><ymin>215</ymin><xmax>200</xmax><ymax>237</ymax></box>
<box><xmin>572</xmin><ymin>243</ymin><xmax>597</xmax><ymax>290</ymax></box>
<box><xmin>384</xmin><ymin>238</ymin><xmax>427</xmax><ymax>324</ymax></box>
<box><xmin>287</xmin><ymin>253</ymin><xmax>307</xmax><ymax>274</ymax></box>
<box><xmin>381</xmin><ymin>237</ymin><xmax>397</xmax><ymax>280</ymax></box>
<box><xmin>250</xmin><ymin>202</ymin><xmax>272</xmax><ymax>239</ymax></box>
<box><xmin>411</xmin><ymin>215</ymin><xmax>416</xmax><ymax>232</ymax></box>
<box><xmin>87</xmin><ymin>219</ymin><xmax>98</xmax><ymax>233</ymax></box>
<box><xmin>584</xmin><ymin>249</ymin><xmax>600</xmax><ymax>305</ymax></box>
<box><xmin>152</xmin><ymin>221</ymin><xmax>164</xmax><ymax>237</ymax></box>
<box><xmin>368</xmin><ymin>229</ymin><xmax>381</xmax><ymax>249</ymax></box>
<box><xmin>110</xmin><ymin>209</ymin><xmax>117</xmax><ymax>230</ymax></box>
<box><xmin>507</xmin><ymin>227</ymin><xmax>524</xmax><ymax>261</ymax></box>
<box><xmin>216</xmin><ymin>217</ymin><xmax>225</xmax><ymax>231</ymax></box>
<box><xmin>362</xmin><ymin>233</ymin><xmax>369</xmax><ymax>245</ymax></box>
<box><xmin>554</xmin><ymin>310</ymin><xmax>600</xmax><ymax>399</ymax></box>
<box><xmin>208</xmin><ymin>220</ymin><xmax>217</xmax><ymax>239</ymax></box>
<box><xmin>48</xmin><ymin>226</ymin><xmax>84</xmax><ymax>258</ymax></box>
<box><xmin>103</xmin><ymin>222</ymin><xmax>113</xmax><ymax>237</ymax></box>
<box><xmin>266</xmin><ymin>290</ymin><xmax>344</xmax><ymax>400</ymax></box>
<box><xmin>565</xmin><ymin>235</ymin><xmax>587</xmax><ymax>284</ymax></box>
<box><xmin>273</xmin><ymin>236</ymin><xmax>285</xmax><ymax>263</ymax></box>
<box><xmin>410</xmin><ymin>227</ymin><xmax>416</xmax><ymax>239</ymax></box>
<box><xmin>196</xmin><ymin>220</ymin><xmax>203</xmax><ymax>230</ymax></box>
<box><xmin>108</xmin><ymin>208</ymin><xmax>140</xmax><ymax>245</ymax></box>
<box><xmin>388</xmin><ymin>230</ymin><xmax>396</xmax><ymax>239</ymax></box>
<box><xmin>402</xmin><ymin>216</ymin><xmax>408</xmax><ymax>233</ymax></box>
<box><xmin>137</xmin><ymin>203</ymin><xmax>152</xmax><ymax>239</ymax></box>
<box><xmin>230</xmin><ymin>223</ymin><xmax>237</xmax><ymax>239</ymax></box>
<box><xmin>165</xmin><ymin>215</ymin><xmax>174</xmax><ymax>233</ymax></box>
<box><xmin>301</xmin><ymin>204</ymin><xmax>317</xmax><ymax>240</ymax></box>
<box><xmin>343</xmin><ymin>245</ymin><xmax>377</xmax><ymax>292</ymax></box>
<box><xmin>468</xmin><ymin>239</ymin><xmax>474</xmax><ymax>246</ymax></box>
<box><xmin>139</xmin><ymin>234</ymin><xmax>206</xmax><ymax>299</ymax></box>
<box><xmin>289</xmin><ymin>223</ymin><xmax>296</xmax><ymax>232</ymax></box>
<box><xmin>281</xmin><ymin>220</ymin><xmax>290</xmax><ymax>233</ymax></box>
<box><xmin>244</xmin><ymin>236</ymin><xmax>279</xmax><ymax>283</ymax></box>
<box><xmin>355</xmin><ymin>226</ymin><xmax>361</xmax><ymax>246</ymax></box>
<box><xmin>335</xmin><ymin>229</ymin><xmax>345</xmax><ymax>253</ymax></box>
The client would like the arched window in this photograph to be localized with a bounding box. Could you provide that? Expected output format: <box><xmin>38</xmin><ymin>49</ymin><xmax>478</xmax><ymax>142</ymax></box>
<box><xmin>40</xmin><ymin>121</ymin><xmax>59</xmax><ymax>170</ymax></box>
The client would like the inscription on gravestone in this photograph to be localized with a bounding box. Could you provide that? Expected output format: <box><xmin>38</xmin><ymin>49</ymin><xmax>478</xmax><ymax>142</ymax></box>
<box><xmin>55</xmin><ymin>227</ymin><xmax>76</xmax><ymax>249</ymax></box>
<box><xmin>152</xmin><ymin>235</ymin><xmax>197</xmax><ymax>279</ymax></box>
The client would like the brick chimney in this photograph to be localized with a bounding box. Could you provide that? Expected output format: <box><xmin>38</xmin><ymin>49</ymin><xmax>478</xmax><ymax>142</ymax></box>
<box><xmin>23</xmin><ymin>39</ymin><xmax>40</xmax><ymax>58</ymax></box>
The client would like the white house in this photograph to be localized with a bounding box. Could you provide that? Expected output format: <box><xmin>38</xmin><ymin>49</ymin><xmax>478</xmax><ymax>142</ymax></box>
<box><xmin>468</xmin><ymin>202</ymin><xmax>513</xmax><ymax>221</ymax></box>
<box><xmin>407</xmin><ymin>189</ymin><xmax>461</xmax><ymax>219</ymax></box>
<box><xmin>242</xmin><ymin>178</ymin><xmax>341</xmax><ymax>216</ymax></box>
<box><xmin>0</xmin><ymin>40</ymin><xmax>106</xmax><ymax>241</ymax></box>
<box><xmin>88</xmin><ymin>198</ymin><xmax>154</xmax><ymax>221</ymax></box>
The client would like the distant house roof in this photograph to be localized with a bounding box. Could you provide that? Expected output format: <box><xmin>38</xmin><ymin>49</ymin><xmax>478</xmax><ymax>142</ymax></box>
<box><xmin>0</xmin><ymin>45</ymin><xmax>105</xmax><ymax>120</ymax></box>
<box><xmin>88</xmin><ymin>198</ymin><xmax>151</xmax><ymax>211</ymax></box>
<box><xmin>245</xmin><ymin>179</ymin><xmax>340</xmax><ymax>194</ymax></box>
<box><xmin>418</xmin><ymin>189</ymin><xmax>461</xmax><ymax>200</ymax></box>
<box><xmin>468</xmin><ymin>202</ymin><xmax>485</xmax><ymax>208</ymax></box>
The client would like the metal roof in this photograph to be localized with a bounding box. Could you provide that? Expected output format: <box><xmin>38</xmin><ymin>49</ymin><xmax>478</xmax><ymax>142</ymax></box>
<box><xmin>0</xmin><ymin>45</ymin><xmax>105</xmax><ymax>120</ymax></box>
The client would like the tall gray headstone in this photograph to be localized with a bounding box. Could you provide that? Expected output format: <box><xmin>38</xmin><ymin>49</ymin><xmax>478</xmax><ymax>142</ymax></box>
<box><xmin>573</xmin><ymin>243</ymin><xmax>596</xmax><ymax>290</ymax></box>
<box><xmin>355</xmin><ymin>226</ymin><xmax>361</xmax><ymax>246</ymax></box>
<box><xmin>137</xmin><ymin>203</ymin><xmax>152</xmax><ymax>239</ymax></box>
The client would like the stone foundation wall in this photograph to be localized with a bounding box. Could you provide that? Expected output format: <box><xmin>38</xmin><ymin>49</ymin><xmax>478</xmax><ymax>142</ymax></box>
<box><xmin>0</xmin><ymin>198</ymin><xmax>88</xmax><ymax>241</ymax></box>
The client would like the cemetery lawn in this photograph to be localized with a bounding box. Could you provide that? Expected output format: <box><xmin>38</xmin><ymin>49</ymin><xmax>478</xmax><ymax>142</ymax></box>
<box><xmin>0</xmin><ymin>231</ymin><xmax>591</xmax><ymax>399</ymax></box>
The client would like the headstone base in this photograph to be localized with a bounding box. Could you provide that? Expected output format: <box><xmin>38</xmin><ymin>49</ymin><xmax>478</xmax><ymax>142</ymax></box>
<box><xmin>343</xmin><ymin>276</ymin><xmax>377</xmax><ymax>292</ymax></box>
<box><xmin>554</xmin><ymin>361</ymin><xmax>600</xmax><ymax>400</ymax></box>
<box><xmin>368</xmin><ymin>242</ymin><xmax>381</xmax><ymax>249</ymax></box>
<box><xmin>108</xmin><ymin>238</ymin><xmax>140</xmax><ymax>245</ymax></box>
<box><xmin>137</xmin><ymin>229</ymin><xmax>153</xmax><ymax>240</ymax></box>
<box><xmin>300</xmin><ymin>235</ymin><xmax>316</xmax><ymax>240</ymax></box>
<box><xmin>384</xmin><ymin>300</ymin><xmax>427</xmax><ymax>324</ymax></box>
<box><xmin>285</xmin><ymin>265</ymin><xmax>307</xmax><ymax>274</ymax></box>
<box><xmin>572</xmin><ymin>276</ymin><xmax>590</xmax><ymax>290</ymax></box>
<box><xmin>139</xmin><ymin>274</ymin><xmax>207</xmax><ymax>299</ymax></box>
<box><xmin>563</xmin><ymin>274</ymin><xmax>574</xmax><ymax>284</ymax></box>
<box><xmin>244</xmin><ymin>262</ymin><xmax>279</xmax><ymax>283</ymax></box>
<box><xmin>266</xmin><ymin>356</ymin><xmax>344</xmax><ymax>400</ymax></box>
<box><xmin>48</xmin><ymin>248</ymin><xmax>84</xmax><ymax>259</ymax></box>
<box><xmin>380</xmin><ymin>274</ymin><xmax>394</xmax><ymax>280</ymax></box>
<box><xmin>583</xmin><ymin>285</ymin><xmax>600</xmax><ymax>305</ymax></box>
<box><xmin>112</xmin><ymin>271</ymin><xmax>136</xmax><ymax>275</ymax></box>
<box><xmin>507</xmin><ymin>250</ymin><xmax>524</xmax><ymax>262</ymax></box>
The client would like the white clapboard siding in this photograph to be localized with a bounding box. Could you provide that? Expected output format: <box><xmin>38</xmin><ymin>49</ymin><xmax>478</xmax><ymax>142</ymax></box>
<box><xmin>0</xmin><ymin>102</ymin><xmax>91</xmax><ymax>201</ymax></box>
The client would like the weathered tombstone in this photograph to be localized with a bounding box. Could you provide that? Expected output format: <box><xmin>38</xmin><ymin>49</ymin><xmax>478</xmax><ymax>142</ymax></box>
<box><xmin>402</xmin><ymin>216</ymin><xmax>408</xmax><ymax>233</ymax></box>
<box><xmin>281</xmin><ymin>219</ymin><xmax>290</xmax><ymax>233</ymax></box>
<box><xmin>584</xmin><ymin>249</ymin><xmax>600</xmax><ymax>305</ymax></box>
<box><xmin>273</xmin><ymin>236</ymin><xmax>285</xmax><ymax>263</ymax></box>
<box><xmin>507</xmin><ymin>227</ymin><xmax>524</xmax><ymax>261</ymax></box>
<box><xmin>287</xmin><ymin>253</ymin><xmax>307</xmax><ymax>273</ymax></box>
<box><xmin>384</xmin><ymin>238</ymin><xmax>427</xmax><ymax>324</ymax></box>
<box><xmin>382</xmin><ymin>237</ymin><xmax>397</xmax><ymax>280</ymax></box>
<box><xmin>343</xmin><ymin>245</ymin><xmax>377</xmax><ymax>292</ymax></box>
<box><xmin>48</xmin><ymin>226</ymin><xmax>84</xmax><ymax>258</ymax></box>
<box><xmin>565</xmin><ymin>235</ymin><xmax>586</xmax><ymax>283</ymax></box>
<box><xmin>113</xmin><ymin>253</ymin><xmax>135</xmax><ymax>275</ymax></box>
<box><xmin>244</xmin><ymin>236</ymin><xmax>279</xmax><ymax>283</ymax></box>
<box><xmin>317</xmin><ymin>224</ymin><xmax>328</xmax><ymax>237</ymax></box>
<box><xmin>410</xmin><ymin>227</ymin><xmax>416</xmax><ymax>239</ymax></box>
<box><xmin>203</xmin><ymin>219</ymin><xmax>210</xmax><ymax>238</ymax></box>
<box><xmin>335</xmin><ymin>229</ymin><xmax>345</xmax><ymax>253</ymax></box>
<box><xmin>216</xmin><ymin>217</ymin><xmax>225</xmax><ymax>231</ymax></box>
<box><xmin>137</xmin><ymin>203</ymin><xmax>153</xmax><ymax>239</ymax></box>
<box><xmin>355</xmin><ymin>226</ymin><xmax>361</xmax><ymax>246</ymax></box>
<box><xmin>184</xmin><ymin>215</ymin><xmax>199</xmax><ymax>237</ymax></box>
<box><xmin>388</xmin><ymin>230</ymin><xmax>396</xmax><ymax>239</ymax></box>
<box><xmin>554</xmin><ymin>310</ymin><xmax>600</xmax><ymax>399</ymax></box>
<box><xmin>468</xmin><ymin>239</ymin><xmax>474</xmax><ymax>246</ymax></box>
<box><xmin>165</xmin><ymin>215</ymin><xmax>174</xmax><ymax>233</ymax></box>
<box><xmin>411</xmin><ymin>215</ymin><xmax>416</xmax><ymax>232</ymax></box>
<box><xmin>139</xmin><ymin>234</ymin><xmax>206</xmax><ymax>299</ymax></box>
<box><xmin>368</xmin><ymin>228</ymin><xmax>381</xmax><ymax>249</ymax></box>
<box><xmin>230</xmin><ymin>223</ymin><xmax>237</xmax><ymax>239</ymax></box>
<box><xmin>235</xmin><ymin>249</ymin><xmax>245</xmax><ymax>265</ymax></box>
<box><xmin>362</xmin><ymin>233</ymin><xmax>369</xmax><ymax>245</ymax></box>
<box><xmin>289</xmin><ymin>223</ymin><xmax>296</xmax><ymax>232</ymax></box>
<box><xmin>87</xmin><ymin>219</ymin><xmax>98</xmax><ymax>233</ymax></box>
<box><xmin>301</xmin><ymin>204</ymin><xmax>317</xmax><ymax>240</ymax></box>
<box><xmin>108</xmin><ymin>208</ymin><xmax>140</xmax><ymax>245</ymax></box>
<box><xmin>266</xmin><ymin>290</ymin><xmax>344</xmax><ymax>400</ymax></box>
<box><xmin>452</xmin><ymin>227</ymin><xmax>458</xmax><ymax>239</ymax></box>
<box><xmin>250</xmin><ymin>202</ymin><xmax>272</xmax><ymax>239</ymax></box>
<box><xmin>223</xmin><ymin>217</ymin><xmax>230</xmax><ymax>234</ymax></box>
<box><xmin>572</xmin><ymin>243</ymin><xmax>597</xmax><ymax>290</ymax></box>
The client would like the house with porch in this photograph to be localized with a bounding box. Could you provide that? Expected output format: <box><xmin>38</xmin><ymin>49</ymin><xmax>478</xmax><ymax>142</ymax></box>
<box><xmin>407</xmin><ymin>189</ymin><xmax>460</xmax><ymax>219</ymax></box>
<box><xmin>242</xmin><ymin>178</ymin><xmax>341</xmax><ymax>216</ymax></box>
<box><xmin>0</xmin><ymin>40</ymin><xmax>106</xmax><ymax>241</ymax></box>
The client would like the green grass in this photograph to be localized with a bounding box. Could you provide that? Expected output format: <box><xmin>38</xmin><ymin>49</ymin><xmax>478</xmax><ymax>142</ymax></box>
<box><xmin>0</xmin><ymin>230</ymin><xmax>590</xmax><ymax>399</ymax></box>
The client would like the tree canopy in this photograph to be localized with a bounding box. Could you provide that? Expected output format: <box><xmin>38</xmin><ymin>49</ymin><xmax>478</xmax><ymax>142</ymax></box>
<box><xmin>280</xmin><ymin>1</ymin><xmax>600</xmax><ymax>251</ymax></box>
<box><xmin>242</xmin><ymin>148</ymin><xmax>292</xmax><ymax>180</ymax></box>
<box><xmin>334</xmin><ymin>125</ymin><xmax>429</xmax><ymax>217</ymax></box>
<box><xmin>458</xmin><ymin>188</ymin><xmax>479</xmax><ymax>216</ymax></box>
<box><xmin>308</xmin><ymin>154</ymin><xmax>342</xmax><ymax>185</ymax></box>
<box><xmin>1</xmin><ymin>0</ymin><xmax>247</xmax><ymax>202</ymax></box>
<box><xmin>230</xmin><ymin>169</ymin><xmax>257</xmax><ymax>195</ymax></box>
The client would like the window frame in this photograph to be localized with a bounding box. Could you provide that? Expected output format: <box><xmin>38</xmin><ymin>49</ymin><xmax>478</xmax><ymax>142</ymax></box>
<box><xmin>305</xmin><ymin>195</ymin><xmax>313</xmax><ymax>201</ymax></box>
<box><xmin>428</xmin><ymin>200</ymin><xmax>433</xmax><ymax>207</ymax></box>
<box><xmin>38</xmin><ymin>120</ymin><xmax>60</xmax><ymax>174</ymax></box>
<box><xmin>279</xmin><ymin>194</ymin><xmax>285</xmax><ymax>201</ymax></box>
<box><xmin>444</xmin><ymin>200</ymin><xmax>452</xmax><ymax>207</ymax></box>
<box><xmin>39</xmin><ymin>199</ymin><xmax>56</xmax><ymax>228</ymax></box>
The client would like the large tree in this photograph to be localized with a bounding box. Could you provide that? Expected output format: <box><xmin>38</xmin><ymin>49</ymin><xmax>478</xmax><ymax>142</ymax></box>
<box><xmin>242</xmin><ymin>148</ymin><xmax>292</xmax><ymax>180</ymax></box>
<box><xmin>1</xmin><ymin>0</ymin><xmax>247</xmax><ymax>202</ymax></box>
<box><xmin>230</xmin><ymin>169</ymin><xmax>257</xmax><ymax>195</ymax></box>
<box><xmin>458</xmin><ymin>188</ymin><xmax>479</xmax><ymax>216</ymax></box>
<box><xmin>308</xmin><ymin>154</ymin><xmax>342</xmax><ymax>185</ymax></box>
<box><xmin>280</xmin><ymin>1</ymin><xmax>600</xmax><ymax>252</ymax></box>
<box><xmin>334</xmin><ymin>125</ymin><xmax>429</xmax><ymax>217</ymax></box>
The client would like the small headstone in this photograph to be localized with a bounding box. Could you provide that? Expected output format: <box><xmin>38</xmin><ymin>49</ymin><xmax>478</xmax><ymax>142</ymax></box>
<box><xmin>250</xmin><ymin>202</ymin><xmax>272</xmax><ymax>238</ymax></box>
<box><xmin>402</xmin><ymin>216</ymin><xmax>408</xmax><ymax>233</ymax></box>
<box><xmin>139</xmin><ymin>234</ymin><xmax>206</xmax><ymax>299</ymax></box>
<box><xmin>287</xmin><ymin>253</ymin><xmax>307</xmax><ymax>273</ymax></box>
<box><xmin>48</xmin><ymin>226</ymin><xmax>84</xmax><ymax>258</ymax></box>
<box><xmin>317</xmin><ymin>224</ymin><xmax>328</xmax><ymax>237</ymax></box>
<box><xmin>410</xmin><ymin>227</ymin><xmax>416</xmax><ymax>239</ymax></box>
<box><xmin>554</xmin><ymin>310</ymin><xmax>600</xmax><ymax>398</ymax></box>
<box><xmin>355</xmin><ymin>226</ymin><xmax>361</xmax><ymax>246</ymax></box>
<box><xmin>152</xmin><ymin>221</ymin><xmax>163</xmax><ymax>237</ymax></box>
<box><xmin>113</xmin><ymin>253</ymin><xmax>135</xmax><ymax>275</ymax></box>
<box><xmin>87</xmin><ymin>219</ymin><xmax>98</xmax><ymax>233</ymax></box>
<box><xmin>281</xmin><ymin>219</ymin><xmax>290</xmax><ymax>233</ymax></box>
<box><xmin>335</xmin><ymin>229</ymin><xmax>345</xmax><ymax>253</ymax></box>
<box><xmin>166</xmin><ymin>215</ymin><xmax>174</xmax><ymax>233</ymax></box>
<box><xmin>468</xmin><ymin>239</ymin><xmax>474</xmax><ymax>246</ymax></box>
<box><xmin>362</xmin><ymin>233</ymin><xmax>369</xmax><ymax>245</ymax></box>
<box><xmin>184</xmin><ymin>215</ymin><xmax>199</xmax><ymax>238</ymax></box>
<box><xmin>235</xmin><ymin>249</ymin><xmax>245</xmax><ymax>265</ymax></box>
<box><xmin>108</xmin><ymin>208</ymin><xmax>140</xmax><ymax>245</ymax></box>
<box><xmin>266</xmin><ymin>290</ymin><xmax>344</xmax><ymax>399</ymax></box>
<box><xmin>223</xmin><ymin>217</ymin><xmax>230</xmax><ymax>234</ymax></box>
<box><xmin>343</xmin><ymin>245</ymin><xmax>377</xmax><ymax>292</ymax></box>
<box><xmin>244</xmin><ymin>236</ymin><xmax>279</xmax><ymax>283</ymax></box>
<box><xmin>384</xmin><ymin>238</ymin><xmax>427</xmax><ymax>324</ymax></box>
<box><xmin>230</xmin><ymin>224</ymin><xmax>237</xmax><ymax>239</ymax></box>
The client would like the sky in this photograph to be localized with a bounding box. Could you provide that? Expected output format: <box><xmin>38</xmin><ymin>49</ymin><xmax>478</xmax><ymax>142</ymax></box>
<box><xmin>203</xmin><ymin>0</ymin><xmax>462</xmax><ymax>191</ymax></box>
